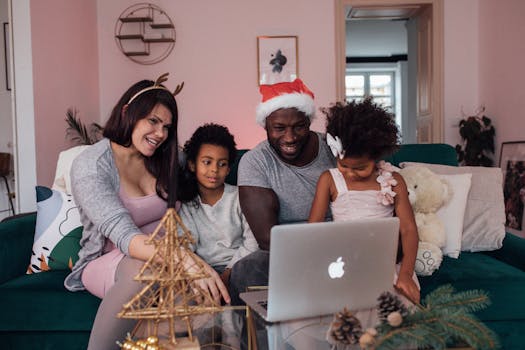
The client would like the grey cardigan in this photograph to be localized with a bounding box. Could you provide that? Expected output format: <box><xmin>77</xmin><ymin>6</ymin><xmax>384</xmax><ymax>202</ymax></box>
<box><xmin>64</xmin><ymin>139</ymin><xmax>142</xmax><ymax>291</ymax></box>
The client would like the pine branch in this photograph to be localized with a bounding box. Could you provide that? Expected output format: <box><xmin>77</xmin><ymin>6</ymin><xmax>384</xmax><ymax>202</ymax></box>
<box><xmin>425</xmin><ymin>287</ymin><xmax>491</xmax><ymax>314</ymax></box>
<box><xmin>370</xmin><ymin>285</ymin><xmax>499</xmax><ymax>350</ymax></box>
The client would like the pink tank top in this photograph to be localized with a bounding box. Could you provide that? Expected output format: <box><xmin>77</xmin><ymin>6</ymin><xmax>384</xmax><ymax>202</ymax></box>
<box><xmin>329</xmin><ymin>161</ymin><xmax>397</xmax><ymax>221</ymax></box>
<box><xmin>103</xmin><ymin>188</ymin><xmax>168</xmax><ymax>252</ymax></box>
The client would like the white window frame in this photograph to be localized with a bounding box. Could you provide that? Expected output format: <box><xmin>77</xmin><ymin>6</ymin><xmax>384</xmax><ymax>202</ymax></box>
<box><xmin>346</xmin><ymin>63</ymin><xmax>402</xmax><ymax>128</ymax></box>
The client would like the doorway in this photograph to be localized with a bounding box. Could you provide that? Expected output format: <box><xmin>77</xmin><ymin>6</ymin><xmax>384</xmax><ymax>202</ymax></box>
<box><xmin>2</xmin><ymin>0</ymin><xmax>37</xmax><ymax>218</ymax></box>
<box><xmin>0</xmin><ymin>0</ymin><xmax>14</xmax><ymax>220</ymax></box>
<box><xmin>335</xmin><ymin>0</ymin><xmax>444</xmax><ymax>143</ymax></box>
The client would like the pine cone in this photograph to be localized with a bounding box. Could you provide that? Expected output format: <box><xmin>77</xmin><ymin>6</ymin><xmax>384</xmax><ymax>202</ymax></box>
<box><xmin>329</xmin><ymin>307</ymin><xmax>363</xmax><ymax>345</ymax></box>
<box><xmin>377</xmin><ymin>291</ymin><xmax>408</xmax><ymax>322</ymax></box>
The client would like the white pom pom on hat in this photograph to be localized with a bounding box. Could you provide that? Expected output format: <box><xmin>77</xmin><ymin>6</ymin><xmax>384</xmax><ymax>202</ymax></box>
<box><xmin>255</xmin><ymin>78</ymin><xmax>315</xmax><ymax>127</ymax></box>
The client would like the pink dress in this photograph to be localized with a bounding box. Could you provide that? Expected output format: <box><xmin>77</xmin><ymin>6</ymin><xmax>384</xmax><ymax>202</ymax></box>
<box><xmin>329</xmin><ymin>161</ymin><xmax>419</xmax><ymax>301</ymax></box>
<box><xmin>81</xmin><ymin>188</ymin><xmax>167</xmax><ymax>298</ymax></box>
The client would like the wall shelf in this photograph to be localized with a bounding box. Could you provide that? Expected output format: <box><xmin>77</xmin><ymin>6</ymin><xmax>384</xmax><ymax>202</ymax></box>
<box><xmin>114</xmin><ymin>3</ymin><xmax>176</xmax><ymax>65</ymax></box>
<box><xmin>150</xmin><ymin>23</ymin><xmax>174</xmax><ymax>29</ymax></box>
<box><xmin>119</xmin><ymin>16</ymin><xmax>153</xmax><ymax>23</ymax></box>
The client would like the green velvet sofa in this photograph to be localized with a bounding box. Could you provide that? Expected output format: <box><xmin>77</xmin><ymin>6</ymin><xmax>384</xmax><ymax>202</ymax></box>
<box><xmin>1</xmin><ymin>143</ymin><xmax>525</xmax><ymax>350</ymax></box>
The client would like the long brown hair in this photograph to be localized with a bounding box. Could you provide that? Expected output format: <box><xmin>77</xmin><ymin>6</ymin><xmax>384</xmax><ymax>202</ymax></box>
<box><xmin>103</xmin><ymin>80</ymin><xmax>179</xmax><ymax>206</ymax></box>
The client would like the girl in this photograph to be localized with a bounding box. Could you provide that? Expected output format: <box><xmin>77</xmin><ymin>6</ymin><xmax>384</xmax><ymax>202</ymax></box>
<box><xmin>178</xmin><ymin>123</ymin><xmax>259</xmax><ymax>302</ymax></box>
<box><xmin>64</xmin><ymin>74</ymin><xmax>223</xmax><ymax>349</ymax></box>
<box><xmin>308</xmin><ymin>98</ymin><xmax>420</xmax><ymax>304</ymax></box>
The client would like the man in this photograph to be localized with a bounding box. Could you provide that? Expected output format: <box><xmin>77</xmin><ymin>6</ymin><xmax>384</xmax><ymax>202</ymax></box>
<box><xmin>229</xmin><ymin>79</ymin><xmax>335</xmax><ymax>305</ymax></box>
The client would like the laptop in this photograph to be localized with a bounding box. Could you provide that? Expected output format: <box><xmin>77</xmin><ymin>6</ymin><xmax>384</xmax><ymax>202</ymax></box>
<box><xmin>240</xmin><ymin>217</ymin><xmax>400</xmax><ymax>323</ymax></box>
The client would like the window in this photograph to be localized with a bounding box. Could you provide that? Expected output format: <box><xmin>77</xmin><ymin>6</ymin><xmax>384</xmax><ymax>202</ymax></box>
<box><xmin>345</xmin><ymin>71</ymin><xmax>395</xmax><ymax>113</ymax></box>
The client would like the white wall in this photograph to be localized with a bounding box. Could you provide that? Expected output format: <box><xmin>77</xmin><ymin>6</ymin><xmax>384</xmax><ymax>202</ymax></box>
<box><xmin>346</xmin><ymin>19</ymin><xmax>407</xmax><ymax>57</ymax></box>
<box><xmin>11</xmin><ymin>0</ymin><xmax>37</xmax><ymax>214</ymax></box>
<box><xmin>0</xmin><ymin>0</ymin><xmax>14</xmax><ymax>219</ymax></box>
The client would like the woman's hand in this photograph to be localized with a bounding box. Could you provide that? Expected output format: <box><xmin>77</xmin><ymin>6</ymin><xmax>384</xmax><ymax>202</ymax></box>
<box><xmin>395</xmin><ymin>272</ymin><xmax>420</xmax><ymax>305</ymax></box>
<box><xmin>184</xmin><ymin>253</ymin><xmax>231</xmax><ymax>305</ymax></box>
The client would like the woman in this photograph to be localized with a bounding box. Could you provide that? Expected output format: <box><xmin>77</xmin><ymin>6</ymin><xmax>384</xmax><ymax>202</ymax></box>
<box><xmin>64</xmin><ymin>74</ymin><xmax>227</xmax><ymax>350</ymax></box>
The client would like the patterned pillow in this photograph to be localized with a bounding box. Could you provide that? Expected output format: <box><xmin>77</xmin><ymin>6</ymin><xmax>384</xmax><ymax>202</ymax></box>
<box><xmin>27</xmin><ymin>186</ymin><xmax>83</xmax><ymax>273</ymax></box>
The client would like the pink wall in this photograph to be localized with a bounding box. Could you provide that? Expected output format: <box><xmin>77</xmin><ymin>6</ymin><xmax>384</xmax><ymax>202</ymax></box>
<box><xmin>95</xmin><ymin>0</ymin><xmax>336</xmax><ymax>150</ymax></box>
<box><xmin>479</xmin><ymin>0</ymin><xmax>525</xmax><ymax>161</ymax></box>
<box><xmin>31</xmin><ymin>0</ymin><xmax>522</xmax><ymax>186</ymax></box>
<box><xmin>31</xmin><ymin>0</ymin><xmax>100</xmax><ymax>186</ymax></box>
<box><xmin>443</xmin><ymin>0</ymin><xmax>480</xmax><ymax>147</ymax></box>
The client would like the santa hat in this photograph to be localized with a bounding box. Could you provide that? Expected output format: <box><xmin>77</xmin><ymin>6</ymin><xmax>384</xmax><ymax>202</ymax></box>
<box><xmin>255</xmin><ymin>79</ymin><xmax>315</xmax><ymax>127</ymax></box>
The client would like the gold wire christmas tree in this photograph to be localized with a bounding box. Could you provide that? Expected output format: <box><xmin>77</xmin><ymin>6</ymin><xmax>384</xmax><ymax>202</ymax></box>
<box><xmin>117</xmin><ymin>208</ymin><xmax>222</xmax><ymax>346</ymax></box>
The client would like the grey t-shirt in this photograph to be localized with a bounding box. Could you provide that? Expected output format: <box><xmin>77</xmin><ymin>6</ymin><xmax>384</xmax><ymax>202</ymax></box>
<box><xmin>237</xmin><ymin>132</ymin><xmax>335</xmax><ymax>223</ymax></box>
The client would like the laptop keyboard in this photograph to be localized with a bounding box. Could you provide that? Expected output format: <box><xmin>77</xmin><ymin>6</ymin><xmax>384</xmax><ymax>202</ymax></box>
<box><xmin>257</xmin><ymin>300</ymin><xmax>268</xmax><ymax>310</ymax></box>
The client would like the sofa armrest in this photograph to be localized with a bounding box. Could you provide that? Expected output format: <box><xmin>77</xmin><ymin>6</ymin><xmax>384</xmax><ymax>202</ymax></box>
<box><xmin>483</xmin><ymin>232</ymin><xmax>525</xmax><ymax>272</ymax></box>
<box><xmin>0</xmin><ymin>212</ymin><xmax>36</xmax><ymax>284</ymax></box>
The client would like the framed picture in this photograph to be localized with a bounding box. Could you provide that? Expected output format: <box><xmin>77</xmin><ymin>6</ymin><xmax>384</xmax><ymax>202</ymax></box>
<box><xmin>257</xmin><ymin>36</ymin><xmax>298</xmax><ymax>85</ymax></box>
<box><xmin>499</xmin><ymin>141</ymin><xmax>525</xmax><ymax>235</ymax></box>
<box><xmin>3</xmin><ymin>22</ymin><xmax>10</xmax><ymax>91</ymax></box>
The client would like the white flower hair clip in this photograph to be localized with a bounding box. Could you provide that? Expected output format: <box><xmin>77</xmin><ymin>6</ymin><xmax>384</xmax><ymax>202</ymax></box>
<box><xmin>327</xmin><ymin>133</ymin><xmax>345</xmax><ymax>159</ymax></box>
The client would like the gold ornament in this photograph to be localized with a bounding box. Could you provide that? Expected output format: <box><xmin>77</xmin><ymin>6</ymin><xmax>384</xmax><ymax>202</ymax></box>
<box><xmin>146</xmin><ymin>336</ymin><xmax>159</xmax><ymax>345</ymax></box>
<box><xmin>136</xmin><ymin>339</ymin><xmax>148</xmax><ymax>348</ymax></box>
<box><xmin>117</xmin><ymin>208</ymin><xmax>222</xmax><ymax>346</ymax></box>
<box><xmin>387</xmin><ymin>311</ymin><xmax>403</xmax><ymax>327</ymax></box>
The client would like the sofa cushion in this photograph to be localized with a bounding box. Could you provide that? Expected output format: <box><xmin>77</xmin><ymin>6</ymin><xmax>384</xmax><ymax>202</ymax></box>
<box><xmin>420</xmin><ymin>252</ymin><xmax>525</xmax><ymax>321</ymax></box>
<box><xmin>400</xmin><ymin>162</ymin><xmax>506</xmax><ymax>253</ymax></box>
<box><xmin>0</xmin><ymin>270</ymin><xmax>99</xmax><ymax>331</ymax></box>
<box><xmin>28</xmin><ymin>186</ymin><xmax>83</xmax><ymax>273</ymax></box>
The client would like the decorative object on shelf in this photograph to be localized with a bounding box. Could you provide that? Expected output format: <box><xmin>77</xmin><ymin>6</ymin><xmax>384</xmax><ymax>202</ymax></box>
<box><xmin>455</xmin><ymin>106</ymin><xmax>495</xmax><ymax>166</ymax></box>
<box><xmin>65</xmin><ymin>108</ymin><xmax>103</xmax><ymax>146</ymax></box>
<box><xmin>329</xmin><ymin>285</ymin><xmax>499</xmax><ymax>350</ymax></box>
<box><xmin>117</xmin><ymin>208</ymin><xmax>222</xmax><ymax>348</ymax></box>
<box><xmin>115</xmin><ymin>3</ymin><xmax>176</xmax><ymax>65</ymax></box>
<box><xmin>257</xmin><ymin>36</ymin><xmax>298</xmax><ymax>85</ymax></box>
<box><xmin>499</xmin><ymin>141</ymin><xmax>525</xmax><ymax>236</ymax></box>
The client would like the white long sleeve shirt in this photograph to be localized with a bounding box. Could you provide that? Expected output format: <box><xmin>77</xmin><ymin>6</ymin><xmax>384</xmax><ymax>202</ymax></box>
<box><xmin>178</xmin><ymin>184</ymin><xmax>259</xmax><ymax>269</ymax></box>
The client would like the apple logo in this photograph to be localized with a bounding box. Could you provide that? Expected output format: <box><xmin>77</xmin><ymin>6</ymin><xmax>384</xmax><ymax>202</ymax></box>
<box><xmin>328</xmin><ymin>256</ymin><xmax>345</xmax><ymax>279</ymax></box>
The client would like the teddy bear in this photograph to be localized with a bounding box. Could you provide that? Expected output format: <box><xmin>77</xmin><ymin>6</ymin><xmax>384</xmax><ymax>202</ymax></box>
<box><xmin>399</xmin><ymin>166</ymin><xmax>452</xmax><ymax>276</ymax></box>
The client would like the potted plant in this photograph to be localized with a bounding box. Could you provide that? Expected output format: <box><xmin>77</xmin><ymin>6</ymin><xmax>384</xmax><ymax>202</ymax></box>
<box><xmin>455</xmin><ymin>110</ymin><xmax>495</xmax><ymax>166</ymax></box>
<box><xmin>65</xmin><ymin>108</ymin><xmax>103</xmax><ymax>145</ymax></box>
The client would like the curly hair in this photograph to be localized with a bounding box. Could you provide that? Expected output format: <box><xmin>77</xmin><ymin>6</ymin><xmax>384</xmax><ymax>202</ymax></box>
<box><xmin>178</xmin><ymin>123</ymin><xmax>237</xmax><ymax>203</ymax></box>
<box><xmin>322</xmin><ymin>97</ymin><xmax>400</xmax><ymax>160</ymax></box>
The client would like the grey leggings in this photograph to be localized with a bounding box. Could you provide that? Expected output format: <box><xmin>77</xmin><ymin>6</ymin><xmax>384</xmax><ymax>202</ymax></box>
<box><xmin>87</xmin><ymin>256</ymin><xmax>144</xmax><ymax>350</ymax></box>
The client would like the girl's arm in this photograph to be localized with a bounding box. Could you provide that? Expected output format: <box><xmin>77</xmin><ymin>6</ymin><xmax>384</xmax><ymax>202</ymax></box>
<box><xmin>227</xmin><ymin>213</ymin><xmax>259</xmax><ymax>269</ymax></box>
<box><xmin>392</xmin><ymin>172</ymin><xmax>420</xmax><ymax>304</ymax></box>
<box><xmin>308</xmin><ymin>171</ymin><xmax>333</xmax><ymax>222</ymax></box>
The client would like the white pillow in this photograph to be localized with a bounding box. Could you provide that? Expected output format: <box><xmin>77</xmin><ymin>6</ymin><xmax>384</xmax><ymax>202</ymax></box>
<box><xmin>52</xmin><ymin>145</ymin><xmax>90</xmax><ymax>194</ymax></box>
<box><xmin>400</xmin><ymin>162</ymin><xmax>505</xmax><ymax>252</ymax></box>
<box><xmin>436</xmin><ymin>173</ymin><xmax>472</xmax><ymax>258</ymax></box>
<box><xmin>28</xmin><ymin>186</ymin><xmax>83</xmax><ymax>273</ymax></box>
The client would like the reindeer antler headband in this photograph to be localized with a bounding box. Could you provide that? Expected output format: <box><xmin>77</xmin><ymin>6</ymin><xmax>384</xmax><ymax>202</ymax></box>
<box><xmin>127</xmin><ymin>72</ymin><xmax>184</xmax><ymax>105</ymax></box>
